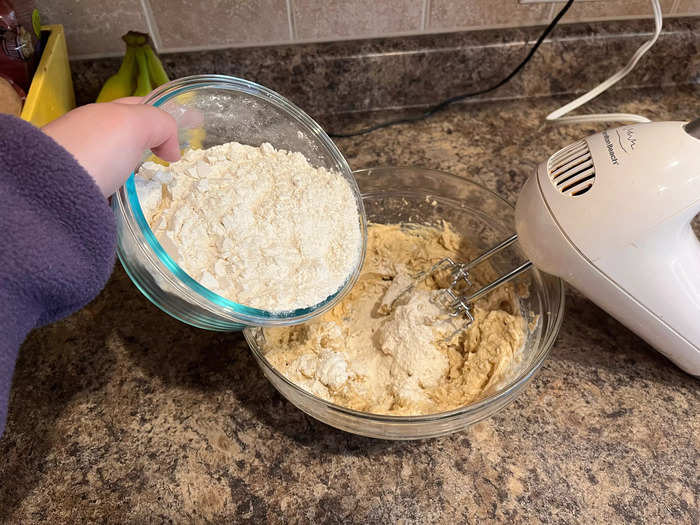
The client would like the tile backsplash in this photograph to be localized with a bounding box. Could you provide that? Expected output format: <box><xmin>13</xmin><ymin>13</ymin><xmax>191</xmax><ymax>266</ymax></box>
<box><xmin>149</xmin><ymin>0</ymin><xmax>291</xmax><ymax>51</ymax></box>
<box><xmin>38</xmin><ymin>0</ymin><xmax>150</xmax><ymax>57</ymax></box>
<box><xmin>38</xmin><ymin>0</ymin><xmax>699</xmax><ymax>58</ymax></box>
<box><xmin>292</xmin><ymin>0</ymin><xmax>424</xmax><ymax>40</ymax></box>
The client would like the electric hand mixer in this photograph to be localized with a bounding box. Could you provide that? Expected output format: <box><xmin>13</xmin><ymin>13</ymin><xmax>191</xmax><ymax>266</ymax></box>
<box><xmin>431</xmin><ymin>119</ymin><xmax>700</xmax><ymax>376</ymax></box>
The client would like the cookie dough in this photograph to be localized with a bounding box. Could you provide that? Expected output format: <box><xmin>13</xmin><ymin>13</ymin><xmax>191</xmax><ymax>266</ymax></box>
<box><xmin>260</xmin><ymin>222</ymin><xmax>527</xmax><ymax>416</ymax></box>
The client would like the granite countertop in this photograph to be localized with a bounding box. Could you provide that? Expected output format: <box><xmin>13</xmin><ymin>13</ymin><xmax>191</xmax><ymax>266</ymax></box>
<box><xmin>1</xmin><ymin>86</ymin><xmax>698</xmax><ymax>523</ymax></box>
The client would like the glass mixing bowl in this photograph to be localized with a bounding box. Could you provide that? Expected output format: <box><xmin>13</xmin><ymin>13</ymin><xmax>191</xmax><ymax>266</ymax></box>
<box><xmin>112</xmin><ymin>75</ymin><xmax>367</xmax><ymax>330</ymax></box>
<box><xmin>244</xmin><ymin>167</ymin><xmax>566</xmax><ymax>440</ymax></box>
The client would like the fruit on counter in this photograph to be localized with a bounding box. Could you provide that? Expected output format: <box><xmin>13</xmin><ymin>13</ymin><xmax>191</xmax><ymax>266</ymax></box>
<box><xmin>144</xmin><ymin>44</ymin><xmax>169</xmax><ymax>87</ymax></box>
<box><xmin>95</xmin><ymin>31</ymin><xmax>170</xmax><ymax>103</ymax></box>
<box><xmin>142</xmin><ymin>42</ymin><xmax>170</xmax><ymax>91</ymax></box>
<box><xmin>133</xmin><ymin>46</ymin><xmax>152</xmax><ymax>97</ymax></box>
<box><xmin>122</xmin><ymin>31</ymin><xmax>146</xmax><ymax>47</ymax></box>
<box><xmin>95</xmin><ymin>45</ymin><xmax>137</xmax><ymax>103</ymax></box>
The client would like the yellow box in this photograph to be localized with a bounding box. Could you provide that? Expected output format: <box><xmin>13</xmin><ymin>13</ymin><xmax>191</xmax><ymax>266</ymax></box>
<box><xmin>20</xmin><ymin>24</ymin><xmax>75</xmax><ymax>127</ymax></box>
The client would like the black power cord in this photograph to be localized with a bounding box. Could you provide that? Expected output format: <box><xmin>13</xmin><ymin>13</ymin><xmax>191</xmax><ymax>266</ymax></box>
<box><xmin>329</xmin><ymin>0</ymin><xmax>575</xmax><ymax>138</ymax></box>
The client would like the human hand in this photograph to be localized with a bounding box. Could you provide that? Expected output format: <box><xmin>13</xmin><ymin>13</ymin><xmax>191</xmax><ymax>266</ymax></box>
<box><xmin>42</xmin><ymin>97</ymin><xmax>180</xmax><ymax>197</ymax></box>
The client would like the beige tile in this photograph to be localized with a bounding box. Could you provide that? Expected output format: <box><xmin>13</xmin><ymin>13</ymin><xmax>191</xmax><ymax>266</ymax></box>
<box><xmin>36</xmin><ymin>0</ymin><xmax>148</xmax><ymax>57</ymax></box>
<box><xmin>675</xmin><ymin>0</ymin><xmax>700</xmax><ymax>15</ymax></box>
<box><xmin>292</xmin><ymin>0</ymin><xmax>423</xmax><ymax>40</ymax></box>
<box><xmin>150</xmin><ymin>0</ymin><xmax>290</xmax><ymax>51</ymax></box>
<box><xmin>429</xmin><ymin>0</ymin><xmax>553</xmax><ymax>31</ymax></box>
<box><xmin>554</xmin><ymin>0</ymin><xmax>675</xmax><ymax>23</ymax></box>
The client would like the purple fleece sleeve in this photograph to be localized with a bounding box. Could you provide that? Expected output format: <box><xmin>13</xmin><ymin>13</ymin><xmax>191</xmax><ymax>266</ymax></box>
<box><xmin>0</xmin><ymin>114</ymin><xmax>116</xmax><ymax>436</ymax></box>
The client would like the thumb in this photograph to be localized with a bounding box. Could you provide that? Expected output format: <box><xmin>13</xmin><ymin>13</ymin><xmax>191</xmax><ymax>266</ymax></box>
<box><xmin>132</xmin><ymin>104</ymin><xmax>181</xmax><ymax>163</ymax></box>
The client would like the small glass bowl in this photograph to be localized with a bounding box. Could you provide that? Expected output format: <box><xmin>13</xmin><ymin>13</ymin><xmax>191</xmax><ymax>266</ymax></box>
<box><xmin>112</xmin><ymin>75</ymin><xmax>367</xmax><ymax>330</ymax></box>
<box><xmin>245</xmin><ymin>167</ymin><xmax>566</xmax><ymax>440</ymax></box>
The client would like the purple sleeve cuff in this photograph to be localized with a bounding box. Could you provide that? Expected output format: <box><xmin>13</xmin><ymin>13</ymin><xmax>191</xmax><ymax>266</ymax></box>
<box><xmin>0</xmin><ymin>114</ymin><xmax>117</xmax><ymax>436</ymax></box>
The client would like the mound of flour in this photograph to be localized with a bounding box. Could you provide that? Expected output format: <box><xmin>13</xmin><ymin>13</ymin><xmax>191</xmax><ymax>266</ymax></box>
<box><xmin>135</xmin><ymin>142</ymin><xmax>362</xmax><ymax>312</ymax></box>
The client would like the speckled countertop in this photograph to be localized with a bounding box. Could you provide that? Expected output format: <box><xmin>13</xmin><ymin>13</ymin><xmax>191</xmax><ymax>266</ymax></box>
<box><xmin>1</xmin><ymin>86</ymin><xmax>698</xmax><ymax>523</ymax></box>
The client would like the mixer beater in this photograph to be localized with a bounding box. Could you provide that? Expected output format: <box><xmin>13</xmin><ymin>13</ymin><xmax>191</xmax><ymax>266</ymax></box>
<box><xmin>410</xmin><ymin>234</ymin><xmax>533</xmax><ymax>326</ymax></box>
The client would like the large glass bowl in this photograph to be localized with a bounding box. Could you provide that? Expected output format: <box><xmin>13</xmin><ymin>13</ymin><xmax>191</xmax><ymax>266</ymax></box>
<box><xmin>112</xmin><ymin>75</ymin><xmax>367</xmax><ymax>330</ymax></box>
<box><xmin>244</xmin><ymin>167</ymin><xmax>566</xmax><ymax>440</ymax></box>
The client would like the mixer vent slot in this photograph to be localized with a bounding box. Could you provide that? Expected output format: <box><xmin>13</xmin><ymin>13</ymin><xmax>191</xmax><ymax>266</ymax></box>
<box><xmin>547</xmin><ymin>139</ymin><xmax>595</xmax><ymax>197</ymax></box>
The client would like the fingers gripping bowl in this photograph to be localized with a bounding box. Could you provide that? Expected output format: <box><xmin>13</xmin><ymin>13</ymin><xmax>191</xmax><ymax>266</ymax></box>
<box><xmin>112</xmin><ymin>75</ymin><xmax>367</xmax><ymax>330</ymax></box>
<box><xmin>245</xmin><ymin>168</ymin><xmax>566</xmax><ymax>440</ymax></box>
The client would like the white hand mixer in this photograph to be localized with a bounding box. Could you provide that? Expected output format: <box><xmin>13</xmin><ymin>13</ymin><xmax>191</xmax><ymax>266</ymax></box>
<box><xmin>436</xmin><ymin>119</ymin><xmax>700</xmax><ymax>376</ymax></box>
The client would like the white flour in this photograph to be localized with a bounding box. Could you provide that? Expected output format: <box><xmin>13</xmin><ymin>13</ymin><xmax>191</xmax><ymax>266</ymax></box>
<box><xmin>134</xmin><ymin>142</ymin><xmax>362</xmax><ymax>312</ymax></box>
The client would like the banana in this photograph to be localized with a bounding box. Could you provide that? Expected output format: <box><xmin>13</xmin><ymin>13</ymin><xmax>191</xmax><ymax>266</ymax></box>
<box><xmin>144</xmin><ymin>44</ymin><xmax>169</xmax><ymax>87</ymax></box>
<box><xmin>122</xmin><ymin>31</ymin><xmax>148</xmax><ymax>47</ymax></box>
<box><xmin>145</xmin><ymin>153</ymin><xmax>170</xmax><ymax>167</ymax></box>
<box><xmin>96</xmin><ymin>45</ymin><xmax>137</xmax><ymax>103</ymax></box>
<box><xmin>133</xmin><ymin>46</ymin><xmax>153</xmax><ymax>97</ymax></box>
<box><xmin>186</xmin><ymin>128</ymin><xmax>205</xmax><ymax>150</ymax></box>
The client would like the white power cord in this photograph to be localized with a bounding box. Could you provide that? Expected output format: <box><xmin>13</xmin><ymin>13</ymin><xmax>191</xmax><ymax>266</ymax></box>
<box><xmin>546</xmin><ymin>0</ymin><xmax>662</xmax><ymax>124</ymax></box>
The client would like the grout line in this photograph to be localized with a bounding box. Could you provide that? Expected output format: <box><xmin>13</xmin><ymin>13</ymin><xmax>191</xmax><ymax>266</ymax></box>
<box><xmin>140</xmin><ymin>0</ymin><xmax>163</xmax><ymax>50</ymax></box>
<box><xmin>287</xmin><ymin>0</ymin><xmax>296</xmax><ymax>41</ymax></box>
<box><xmin>421</xmin><ymin>0</ymin><xmax>431</xmax><ymax>31</ymax></box>
<box><xmin>68</xmin><ymin>12</ymin><xmax>696</xmax><ymax>59</ymax></box>
<box><xmin>71</xmin><ymin>51</ymin><xmax>125</xmax><ymax>61</ymax></box>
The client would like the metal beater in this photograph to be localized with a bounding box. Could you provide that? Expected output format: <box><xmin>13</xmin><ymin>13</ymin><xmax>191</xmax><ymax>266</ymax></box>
<box><xmin>420</xmin><ymin>234</ymin><xmax>532</xmax><ymax>325</ymax></box>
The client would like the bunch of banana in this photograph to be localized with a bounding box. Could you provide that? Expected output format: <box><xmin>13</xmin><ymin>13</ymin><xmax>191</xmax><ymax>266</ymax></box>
<box><xmin>96</xmin><ymin>31</ymin><xmax>169</xmax><ymax>103</ymax></box>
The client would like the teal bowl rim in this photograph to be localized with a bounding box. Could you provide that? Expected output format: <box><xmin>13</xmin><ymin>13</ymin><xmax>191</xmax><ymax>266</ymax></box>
<box><xmin>123</xmin><ymin>74</ymin><xmax>367</xmax><ymax>321</ymax></box>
